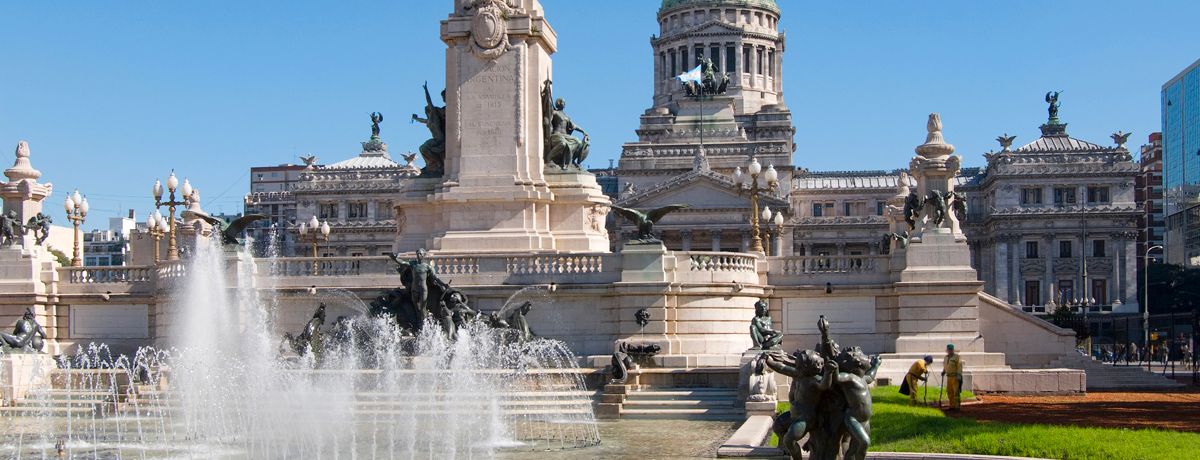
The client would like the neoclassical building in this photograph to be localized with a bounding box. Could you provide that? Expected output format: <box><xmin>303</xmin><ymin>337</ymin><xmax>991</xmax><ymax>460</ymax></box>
<box><xmin>616</xmin><ymin>0</ymin><xmax>795</xmax><ymax>252</ymax></box>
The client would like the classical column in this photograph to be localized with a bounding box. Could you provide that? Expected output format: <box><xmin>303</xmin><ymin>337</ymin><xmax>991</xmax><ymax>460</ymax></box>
<box><xmin>1123</xmin><ymin>237</ymin><xmax>1137</xmax><ymax>306</ymax></box>
<box><xmin>1044</xmin><ymin>235</ymin><xmax>1055</xmax><ymax>307</ymax></box>
<box><xmin>711</xmin><ymin>231</ymin><xmax>722</xmax><ymax>252</ymax></box>
<box><xmin>1109</xmin><ymin>238</ymin><xmax>1120</xmax><ymax>305</ymax></box>
<box><xmin>681</xmin><ymin>230</ymin><xmax>693</xmax><ymax>252</ymax></box>
<box><xmin>1010</xmin><ymin>240</ymin><xmax>1022</xmax><ymax>305</ymax></box>
<box><xmin>994</xmin><ymin>240</ymin><xmax>1010</xmax><ymax>303</ymax></box>
<box><xmin>740</xmin><ymin>230</ymin><xmax>751</xmax><ymax>253</ymax></box>
<box><xmin>771</xmin><ymin>230</ymin><xmax>782</xmax><ymax>257</ymax></box>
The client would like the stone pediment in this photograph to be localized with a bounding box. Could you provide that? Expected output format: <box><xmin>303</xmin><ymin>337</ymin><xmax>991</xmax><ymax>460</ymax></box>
<box><xmin>684</xmin><ymin>20</ymin><xmax>745</xmax><ymax>38</ymax></box>
<box><xmin>617</xmin><ymin>169</ymin><xmax>788</xmax><ymax>211</ymax></box>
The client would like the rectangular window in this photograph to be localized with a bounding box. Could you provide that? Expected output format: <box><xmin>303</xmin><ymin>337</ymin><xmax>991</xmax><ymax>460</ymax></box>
<box><xmin>347</xmin><ymin>202</ymin><xmax>368</xmax><ymax>220</ymax></box>
<box><xmin>710</xmin><ymin>46</ymin><xmax>720</xmax><ymax>69</ymax></box>
<box><xmin>1025</xmin><ymin>280</ymin><xmax>1041</xmax><ymax>306</ymax></box>
<box><xmin>660</xmin><ymin>52</ymin><xmax>667</xmax><ymax>79</ymax></box>
<box><xmin>1021</xmin><ymin>188</ymin><xmax>1043</xmax><ymax>205</ymax></box>
<box><xmin>376</xmin><ymin>202</ymin><xmax>394</xmax><ymax>221</ymax></box>
<box><xmin>695</xmin><ymin>46</ymin><xmax>704</xmax><ymax>66</ymax></box>
<box><xmin>1058</xmin><ymin>280</ymin><xmax>1074</xmax><ymax>305</ymax></box>
<box><xmin>812</xmin><ymin>203</ymin><xmax>823</xmax><ymax>217</ymax></box>
<box><xmin>725</xmin><ymin>45</ymin><xmax>736</xmax><ymax>74</ymax></box>
<box><xmin>767</xmin><ymin>49</ymin><xmax>775</xmax><ymax>77</ymax></box>
<box><xmin>844</xmin><ymin>202</ymin><xmax>852</xmax><ymax>216</ymax></box>
<box><xmin>1053</xmin><ymin>187</ymin><xmax>1077</xmax><ymax>205</ymax></box>
<box><xmin>669</xmin><ymin>50</ymin><xmax>677</xmax><ymax>77</ymax></box>
<box><xmin>318</xmin><ymin>204</ymin><xmax>338</xmax><ymax>219</ymax></box>
<box><xmin>743</xmin><ymin>46</ymin><xmax>751</xmax><ymax>73</ymax></box>
<box><xmin>1092</xmin><ymin>279</ymin><xmax>1108</xmax><ymax>305</ymax></box>
<box><xmin>1087</xmin><ymin>186</ymin><xmax>1111</xmax><ymax>204</ymax></box>
<box><xmin>1059</xmin><ymin>241</ymin><xmax>1072</xmax><ymax>258</ymax></box>
<box><xmin>681</xmin><ymin>49</ymin><xmax>688</xmax><ymax>71</ymax></box>
<box><xmin>756</xmin><ymin>48</ymin><xmax>763</xmax><ymax>75</ymax></box>
<box><xmin>1025</xmin><ymin>241</ymin><xmax>1039</xmax><ymax>259</ymax></box>
<box><xmin>876</xmin><ymin>201</ymin><xmax>885</xmax><ymax>216</ymax></box>
<box><xmin>1092</xmin><ymin>240</ymin><xmax>1106</xmax><ymax>257</ymax></box>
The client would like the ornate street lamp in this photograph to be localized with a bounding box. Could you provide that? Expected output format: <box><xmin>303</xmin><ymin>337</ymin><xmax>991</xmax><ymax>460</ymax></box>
<box><xmin>64</xmin><ymin>190</ymin><xmax>88</xmax><ymax>267</ymax></box>
<box><xmin>1144</xmin><ymin>244</ymin><xmax>1163</xmax><ymax>372</ymax></box>
<box><xmin>734</xmin><ymin>158</ymin><xmax>778</xmax><ymax>254</ymax></box>
<box><xmin>146</xmin><ymin>210</ymin><xmax>167</xmax><ymax>263</ymax></box>
<box><xmin>152</xmin><ymin>172</ymin><xmax>192</xmax><ymax>261</ymax></box>
<box><xmin>760</xmin><ymin>206</ymin><xmax>786</xmax><ymax>256</ymax></box>
<box><xmin>298</xmin><ymin>215</ymin><xmax>330</xmax><ymax>272</ymax></box>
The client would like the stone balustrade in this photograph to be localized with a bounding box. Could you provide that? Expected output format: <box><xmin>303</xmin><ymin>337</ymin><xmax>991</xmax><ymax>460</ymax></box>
<box><xmin>686</xmin><ymin>252</ymin><xmax>758</xmax><ymax>273</ymax></box>
<box><xmin>767</xmin><ymin>255</ymin><xmax>890</xmax><ymax>285</ymax></box>
<box><xmin>60</xmin><ymin>266</ymin><xmax>155</xmax><ymax>284</ymax></box>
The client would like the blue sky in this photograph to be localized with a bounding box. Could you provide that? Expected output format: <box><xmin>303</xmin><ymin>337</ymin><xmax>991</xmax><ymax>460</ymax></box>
<box><xmin>1</xmin><ymin>0</ymin><xmax>1197</xmax><ymax>228</ymax></box>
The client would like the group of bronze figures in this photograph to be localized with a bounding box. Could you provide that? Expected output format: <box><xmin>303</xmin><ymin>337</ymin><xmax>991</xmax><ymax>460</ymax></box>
<box><xmin>406</xmin><ymin>78</ymin><xmax>592</xmax><ymax>175</ymax></box>
<box><xmin>681</xmin><ymin>57</ymin><xmax>731</xmax><ymax>97</ymax></box>
<box><xmin>0</xmin><ymin>211</ymin><xmax>52</xmax><ymax>248</ymax></box>
<box><xmin>282</xmin><ymin>249</ymin><xmax>537</xmax><ymax>361</ymax></box>
<box><xmin>759</xmin><ymin>317</ymin><xmax>882</xmax><ymax>460</ymax></box>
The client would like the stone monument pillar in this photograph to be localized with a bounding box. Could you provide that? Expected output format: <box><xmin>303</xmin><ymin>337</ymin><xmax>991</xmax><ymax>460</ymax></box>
<box><xmin>1</xmin><ymin>141</ymin><xmax>53</xmax><ymax>245</ymax></box>
<box><xmin>394</xmin><ymin>0</ymin><xmax>611</xmax><ymax>254</ymax></box>
<box><xmin>895</xmin><ymin>114</ymin><xmax>986</xmax><ymax>354</ymax></box>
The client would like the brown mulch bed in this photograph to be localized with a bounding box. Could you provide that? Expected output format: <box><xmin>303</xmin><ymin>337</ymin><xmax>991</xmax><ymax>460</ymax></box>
<box><xmin>952</xmin><ymin>390</ymin><xmax>1200</xmax><ymax>433</ymax></box>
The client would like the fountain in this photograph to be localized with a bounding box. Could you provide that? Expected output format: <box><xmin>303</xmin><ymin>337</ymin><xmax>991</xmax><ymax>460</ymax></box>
<box><xmin>0</xmin><ymin>239</ymin><xmax>600</xmax><ymax>458</ymax></box>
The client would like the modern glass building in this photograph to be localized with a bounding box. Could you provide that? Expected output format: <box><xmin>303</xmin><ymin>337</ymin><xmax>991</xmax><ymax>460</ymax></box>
<box><xmin>1163</xmin><ymin>58</ymin><xmax>1200</xmax><ymax>266</ymax></box>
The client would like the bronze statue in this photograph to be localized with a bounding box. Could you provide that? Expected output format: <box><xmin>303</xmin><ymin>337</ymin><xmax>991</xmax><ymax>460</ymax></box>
<box><xmin>1045</xmin><ymin>91</ymin><xmax>1061</xmax><ymax>121</ymax></box>
<box><xmin>1</xmin><ymin>210</ymin><xmax>27</xmax><ymax>247</ymax></box>
<box><xmin>610</xmin><ymin>342</ymin><xmax>635</xmax><ymax>383</ymax></box>
<box><xmin>541</xmin><ymin>79</ymin><xmax>590</xmax><ymax>170</ymax></box>
<box><xmin>370</xmin><ymin>112</ymin><xmax>384</xmax><ymax>138</ymax></box>
<box><xmin>758</xmin><ymin>316</ymin><xmax>882</xmax><ymax>460</ymax></box>
<box><xmin>902</xmin><ymin>193</ymin><xmax>923</xmax><ymax>231</ymax></box>
<box><xmin>924</xmin><ymin>191</ymin><xmax>948</xmax><ymax>227</ymax></box>
<box><xmin>183</xmin><ymin>211</ymin><xmax>267</xmax><ymax>246</ymax></box>
<box><xmin>948</xmin><ymin>191</ymin><xmax>968</xmax><ymax>224</ymax></box>
<box><xmin>881</xmin><ymin>231</ymin><xmax>909</xmax><ymax>250</ymax></box>
<box><xmin>750</xmin><ymin>299</ymin><xmax>783</xmax><ymax>350</ymax></box>
<box><xmin>489</xmin><ymin>300</ymin><xmax>534</xmax><ymax>342</ymax></box>
<box><xmin>682</xmin><ymin>57</ymin><xmax>730</xmax><ymax>97</ymax></box>
<box><xmin>609</xmin><ymin>204</ymin><xmax>689</xmax><ymax>243</ymax></box>
<box><xmin>1</xmin><ymin>308</ymin><xmax>48</xmax><ymax>353</ymax></box>
<box><xmin>282</xmin><ymin>304</ymin><xmax>326</xmax><ymax>358</ymax></box>
<box><xmin>764</xmin><ymin>349</ymin><xmax>826</xmax><ymax>460</ymax></box>
<box><xmin>412</xmin><ymin>82</ymin><xmax>446</xmax><ymax>177</ymax></box>
<box><xmin>388</xmin><ymin>249</ymin><xmax>443</xmax><ymax>323</ymax></box>
<box><xmin>635</xmin><ymin>308</ymin><xmax>651</xmax><ymax>328</ymax></box>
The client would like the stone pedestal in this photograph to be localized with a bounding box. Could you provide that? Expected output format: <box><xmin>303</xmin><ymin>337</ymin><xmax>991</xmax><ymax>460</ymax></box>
<box><xmin>673</xmin><ymin>95</ymin><xmax>739</xmax><ymax>136</ymax></box>
<box><xmin>393</xmin><ymin>0</ymin><xmax>611</xmax><ymax>254</ymax></box>
<box><xmin>895</xmin><ymin>229</ymin><xmax>986</xmax><ymax>354</ymax></box>
<box><xmin>0</xmin><ymin>353</ymin><xmax>54</xmax><ymax>405</ymax></box>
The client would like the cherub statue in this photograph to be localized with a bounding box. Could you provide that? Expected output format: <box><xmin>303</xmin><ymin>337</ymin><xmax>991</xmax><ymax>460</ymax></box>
<box><xmin>764</xmin><ymin>349</ymin><xmax>826</xmax><ymax>460</ymax></box>
<box><xmin>370</xmin><ymin>112</ymin><xmax>384</xmax><ymax>138</ymax></box>
<box><xmin>821</xmin><ymin>347</ymin><xmax>883</xmax><ymax>460</ymax></box>
<box><xmin>25</xmin><ymin>212</ymin><xmax>49</xmax><ymax>246</ymax></box>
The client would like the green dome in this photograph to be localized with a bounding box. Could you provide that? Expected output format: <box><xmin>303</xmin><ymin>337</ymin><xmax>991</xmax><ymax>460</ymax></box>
<box><xmin>660</xmin><ymin>0</ymin><xmax>779</xmax><ymax>14</ymax></box>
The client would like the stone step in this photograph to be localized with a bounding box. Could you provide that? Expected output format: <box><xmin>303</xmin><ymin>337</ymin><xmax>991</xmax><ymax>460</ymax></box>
<box><xmin>13</xmin><ymin>398</ymin><xmax>109</xmax><ymax>408</ymax></box>
<box><xmin>0</xmin><ymin>405</ymin><xmax>97</xmax><ymax>416</ymax></box>
<box><xmin>622</xmin><ymin>399</ymin><xmax>735</xmax><ymax>407</ymax></box>
<box><xmin>628</xmin><ymin>389</ymin><xmax>737</xmax><ymax>398</ymax></box>
<box><xmin>620</xmin><ymin>407</ymin><xmax>744</xmax><ymax>421</ymax></box>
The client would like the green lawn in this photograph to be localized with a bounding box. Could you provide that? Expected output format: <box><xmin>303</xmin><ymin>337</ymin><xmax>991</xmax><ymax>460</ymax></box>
<box><xmin>772</xmin><ymin>386</ymin><xmax>1200</xmax><ymax>460</ymax></box>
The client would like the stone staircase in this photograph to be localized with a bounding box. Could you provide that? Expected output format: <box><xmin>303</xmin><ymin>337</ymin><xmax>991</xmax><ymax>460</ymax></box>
<box><xmin>602</xmin><ymin>386</ymin><xmax>742</xmax><ymax>421</ymax></box>
<box><xmin>1050</xmin><ymin>354</ymin><xmax>1185</xmax><ymax>391</ymax></box>
<box><xmin>0</xmin><ymin>389</ymin><xmax>122</xmax><ymax>417</ymax></box>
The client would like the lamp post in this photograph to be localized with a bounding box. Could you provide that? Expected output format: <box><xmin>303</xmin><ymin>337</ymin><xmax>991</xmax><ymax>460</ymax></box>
<box><xmin>734</xmin><ymin>158</ymin><xmax>779</xmax><ymax>255</ymax></box>
<box><xmin>1144</xmin><ymin>244</ymin><xmax>1163</xmax><ymax>370</ymax></box>
<box><xmin>64</xmin><ymin>190</ymin><xmax>88</xmax><ymax>267</ymax></box>
<box><xmin>298</xmin><ymin>215</ymin><xmax>330</xmax><ymax>273</ymax></box>
<box><xmin>761</xmin><ymin>206</ymin><xmax>785</xmax><ymax>256</ymax></box>
<box><xmin>152</xmin><ymin>172</ymin><xmax>192</xmax><ymax>261</ymax></box>
<box><xmin>146</xmin><ymin>210</ymin><xmax>167</xmax><ymax>263</ymax></box>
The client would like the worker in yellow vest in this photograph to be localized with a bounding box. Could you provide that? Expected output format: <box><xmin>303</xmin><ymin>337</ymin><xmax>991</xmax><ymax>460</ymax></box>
<box><xmin>898</xmin><ymin>355</ymin><xmax>933</xmax><ymax>404</ymax></box>
<box><xmin>942</xmin><ymin>344</ymin><xmax>964</xmax><ymax>410</ymax></box>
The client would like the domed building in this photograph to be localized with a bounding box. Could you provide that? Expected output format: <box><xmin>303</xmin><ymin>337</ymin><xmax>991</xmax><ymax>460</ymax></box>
<box><xmin>616</xmin><ymin>0</ymin><xmax>795</xmax><ymax>253</ymax></box>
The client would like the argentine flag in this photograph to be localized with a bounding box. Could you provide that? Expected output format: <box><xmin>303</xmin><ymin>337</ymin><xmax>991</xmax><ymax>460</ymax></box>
<box><xmin>676</xmin><ymin>65</ymin><xmax>703</xmax><ymax>85</ymax></box>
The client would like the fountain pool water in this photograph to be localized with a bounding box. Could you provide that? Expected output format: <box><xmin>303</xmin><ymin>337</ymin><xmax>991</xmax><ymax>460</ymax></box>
<box><xmin>0</xmin><ymin>240</ymin><xmax>600</xmax><ymax>459</ymax></box>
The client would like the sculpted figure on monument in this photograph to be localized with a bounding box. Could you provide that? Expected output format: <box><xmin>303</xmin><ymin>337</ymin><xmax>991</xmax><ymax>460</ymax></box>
<box><xmin>370</xmin><ymin>112</ymin><xmax>384</xmax><ymax>138</ymax></box>
<box><xmin>1</xmin><ymin>308</ymin><xmax>47</xmax><ymax>353</ymax></box>
<box><xmin>541</xmin><ymin>79</ymin><xmax>590</xmax><ymax>170</ymax></box>
<box><xmin>750</xmin><ymin>299</ymin><xmax>783</xmax><ymax>350</ymax></box>
<box><xmin>282</xmin><ymin>304</ymin><xmax>327</xmax><ymax>358</ymax></box>
<box><xmin>759</xmin><ymin>316</ymin><xmax>881</xmax><ymax>460</ymax></box>
<box><xmin>1</xmin><ymin>210</ymin><xmax>26</xmax><ymax>247</ymax></box>
<box><xmin>489</xmin><ymin>300</ymin><xmax>534</xmax><ymax>342</ymax></box>
<box><xmin>609</xmin><ymin>204</ymin><xmax>689</xmax><ymax>244</ymax></box>
<box><xmin>1045</xmin><ymin>91</ymin><xmax>1061</xmax><ymax>121</ymax></box>
<box><xmin>412</xmin><ymin>82</ymin><xmax>447</xmax><ymax>177</ymax></box>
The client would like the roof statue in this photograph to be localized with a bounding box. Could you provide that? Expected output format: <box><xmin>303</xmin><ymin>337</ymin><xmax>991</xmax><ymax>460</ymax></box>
<box><xmin>1111</xmin><ymin>131</ymin><xmax>1132</xmax><ymax>149</ymax></box>
<box><xmin>610</xmin><ymin>204</ymin><xmax>690</xmax><ymax>244</ymax></box>
<box><xmin>1045</xmin><ymin>91</ymin><xmax>1061</xmax><ymax>122</ymax></box>
<box><xmin>1040</xmin><ymin>91</ymin><xmax>1068</xmax><ymax>136</ymax></box>
<box><xmin>183</xmin><ymin>211</ymin><xmax>268</xmax><ymax>246</ymax></box>
<box><xmin>370</xmin><ymin>112</ymin><xmax>384</xmax><ymax>139</ymax></box>
<box><xmin>300</xmin><ymin>155</ymin><xmax>318</xmax><ymax>171</ymax></box>
<box><xmin>996</xmin><ymin>134</ymin><xmax>1016</xmax><ymax>152</ymax></box>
